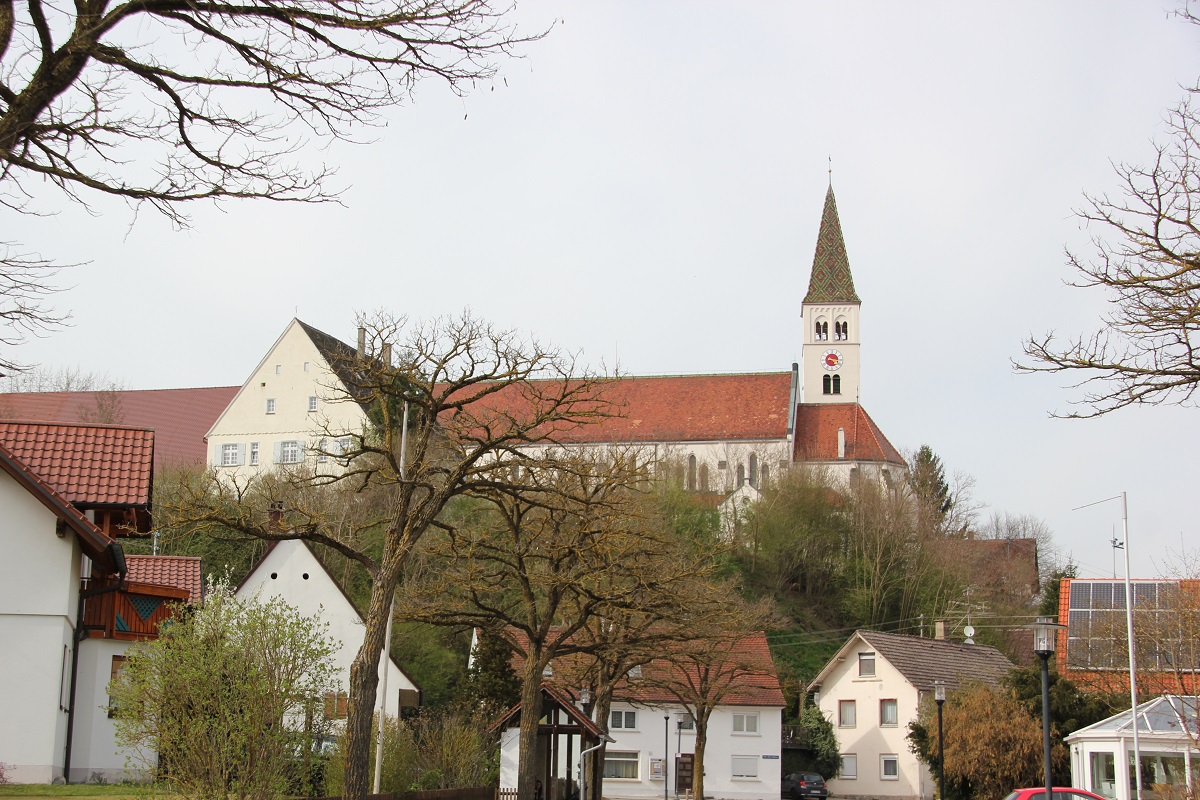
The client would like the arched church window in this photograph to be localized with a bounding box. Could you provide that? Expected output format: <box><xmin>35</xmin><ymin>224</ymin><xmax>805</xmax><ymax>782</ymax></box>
<box><xmin>832</xmin><ymin>374</ymin><xmax>841</xmax><ymax>394</ymax></box>
<box><xmin>822</xmin><ymin>321</ymin><xmax>829</xmax><ymax>340</ymax></box>
<box><xmin>823</xmin><ymin>374</ymin><xmax>832</xmax><ymax>395</ymax></box>
<box><xmin>687</xmin><ymin>455</ymin><xmax>697</xmax><ymax>491</ymax></box>
<box><xmin>736</xmin><ymin>463</ymin><xmax>745</xmax><ymax>488</ymax></box>
<box><xmin>749</xmin><ymin>453</ymin><xmax>758</xmax><ymax>488</ymax></box>
<box><xmin>699</xmin><ymin>464</ymin><xmax>709</xmax><ymax>493</ymax></box>
<box><xmin>760</xmin><ymin>464</ymin><xmax>770</xmax><ymax>491</ymax></box>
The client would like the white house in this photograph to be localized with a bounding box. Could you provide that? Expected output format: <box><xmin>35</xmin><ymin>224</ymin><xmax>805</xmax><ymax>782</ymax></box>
<box><xmin>492</xmin><ymin>631</ymin><xmax>785</xmax><ymax>800</ymax></box>
<box><xmin>0</xmin><ymin>423</ymin><xmax>197</xmax><ymax>784</ymax></box>
<box><xmin>1066</xmin><ymin>695</ymin><xmax>1200</xmax><ymax>800</ymax></box>
<box><xmin>236</xmin><ymin>539</ymin><xmax>421</xmax><ymax>721</ymax></box>
<box><xmin>205</xmin><ymin>318</ymin><xmax>372</xmax><ymax>479</ymax></box>
<box><xmin>807</xmin><ymin>629</ymin><xmax>1014</xmax><ymax>800</ymax></box>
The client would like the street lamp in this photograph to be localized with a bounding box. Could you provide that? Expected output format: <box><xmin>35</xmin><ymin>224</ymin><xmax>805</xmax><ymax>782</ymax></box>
<box><xmin>1028</xmin><ymin>616</ymin><xmax>1067</xmax><ymax>800</ymax></box>
<box><xmin>934</xmin><ymin>680</ymin><xmax>945</xmax><ymax>800</ymax></box>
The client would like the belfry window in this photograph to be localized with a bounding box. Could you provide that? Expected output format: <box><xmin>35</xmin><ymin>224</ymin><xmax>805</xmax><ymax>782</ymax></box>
<box><xmin>816</xmin><ymin>320</ymin><xmax>829</xmax><ymax>341</ymax></box>
<box><xmin>832</xmin><ymin>375</ymin><xmax>842</xmax><ymax>394</ymax></box>
<box><xmin>835</xmin><ymin>320</ymin><xmax>849</xmax><ymax>340</ymax></box>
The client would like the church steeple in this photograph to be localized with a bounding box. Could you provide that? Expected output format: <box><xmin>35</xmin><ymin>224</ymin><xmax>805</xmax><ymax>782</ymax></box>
<box><xmin>800</xmin><ymin>184</ymin><xmax>862</xmax><ymax>404</ymax></box>
<box><xmin>803</xmin><ymin>185</ymin><xmax>860</xmax><ymax>304</ymax></box>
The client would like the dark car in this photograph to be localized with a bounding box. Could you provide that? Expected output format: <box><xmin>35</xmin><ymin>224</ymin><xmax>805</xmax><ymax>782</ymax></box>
<box><xmin>782</xmin><ymin>772</ymin><xmax>828</xmax><ymax>799</ymax></box>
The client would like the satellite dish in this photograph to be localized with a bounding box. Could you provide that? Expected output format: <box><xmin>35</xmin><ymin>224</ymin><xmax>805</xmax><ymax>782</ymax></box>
<box><xmin>964</xmin><ymin>625</ymin><xmax>975</xmax><ymax>637</ymax></box>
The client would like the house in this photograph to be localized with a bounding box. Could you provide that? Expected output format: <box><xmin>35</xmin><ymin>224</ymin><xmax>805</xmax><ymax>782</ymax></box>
<box><xmin>807</xmin><ymin>629</ymin><xmax>1015</xmax><ymax>800</ymax></box>
<box><xmin>0</xmin><ymin>422</ymin><xmax>199</xmax><ymax>783</ymax></box>
<box><xmin>1065</xmin><ymin>695</ymin><xmax>1199</xmax><ymax>800</ymax></box>
<box><xmin>1055</xmin><ymin>577</ymin><xmax>1200</xmax><ymax>695</ymax></box>
<box><xmin>490</xmin><ymin>631</ymin><xmax>785</xmax><ymax>800</ymax></box>
<box><xmin>235</xmin><ymin>539</ymin><xmax>421</xmax><ymax>721</ymax></box>
<box><xmin>0</xmin><ymin>387</ymin><xmax>237</xmax><ymax>468</ymax></box>
<box><xmin>205</xmin><ymin>319</ymin><xmax>373</xmax><ymax>479</ymax></box>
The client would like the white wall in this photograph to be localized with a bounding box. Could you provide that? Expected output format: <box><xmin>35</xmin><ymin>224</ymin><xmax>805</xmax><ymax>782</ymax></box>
<box><xmin>70</xmin><ymin>638</ymin><xmax>156</xmax><ymax>783</ymax></box>
<box><xmin>801</xmin><ymin>303</ymin><xmax>861</xmax><ymax>405</ymax></box>
<box><xmin>815</xmin><ymin>638</ymin><xmax>930</xmax><ymax>800</ymax></box>
<box><xmin>0</xmin><ymin>472</ymin><xmax>80</xmax><ymax>783</ymax></box>
<box><xmin>207</xmin><ymin>320</ymin><xmax>368</xmax><ymax>480</ymax></box>
<box><xmin>235</xmin><ymin>540</ymin><xmax>418</xmax><ymax>718</ymax></box>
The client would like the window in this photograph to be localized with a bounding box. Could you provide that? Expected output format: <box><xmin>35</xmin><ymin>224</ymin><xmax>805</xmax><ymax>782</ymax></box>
<box><xmin>308</xmin><ymin>395</ymin><xmax>318</xmax><ymax>413</ymax></box>
<box><xmin>266</xmin><ymin>398</ymin><xmax>276</xmax><ymax>414</ymax></box>
<box><xmin>317</xmin><ymin>438</ymin><xmax>328</xmax><ymax>463</ymax></box>
<box><xmin>731</xmin><ymin>755</ymin><xmax>759</xmax><ymax>779</ymax></box>
<box><xmin>603</xmin><ymin>751</ymin><xmax>639</xmax><ymax>779</ymax></box>
<box><xmin>858</xmin><ymin>652</ymin><xmax>876</xmax><ymax>677</ymax></box>
<box><xmin>699</xmin><ymin>464</ymin><xmax>709</xmax><ymax>492</ymax></box>
<box><xmin>736</xmin><ymin>463</ymin><xmax>745</xmax><ymax>487</ymax></box>
<box><xmin>303</xmin><ymin>361</ymin><xmax>310</xmax><ymax>372</ymax></box>
<box><xmin>610</xmin><ymin>710</ymin><xmax>637</xmax><ymax>729</ymax></box>
<box><xmin>880</xmin><ymin>699</ymin><xmax>898</xmax><ymax>726</ymax></box>
<box><xmin>881</xmin><ymin>754</ymin><xmax>899</xmax><ymax>780</ymax></box>
<box><xmin>823</xmin><ymin>374</ymin><xmax>832</xmax><ymax>394</ymax></box>
<box><xmin>733</xmin><ymin>713</ymin><xmax>759</xmax><ymax>734</ymax></box>
<box><xmin>838</xmin><ymin>700</ymin><xmax>856</xmax><ymax>727</ymax></box>
<box><xmin>107</xmin><ymin>656</ymin><xmax>127</xmax><ymax>718</ymax></box>
<box><xmin>677</xmin><ymin>714</ymin><xmax>695</xmax><ymax>731</ymax></box>
<box><xmin>249</xmin><ymin>442</ymin><xmax>259</xmax><ymax>466</ymax></box>
<box><xmin>760</xmin><ymin>464</ymin><xmax>770</xmax><ymax>491</ymax></box>
<box><xmin>276</xmin><ymin>440</ymin><xmax>303</xmax><ymax>464</ymax></box>
<box><xmin>221</xmin><ymin>443</ymin><xmax>243</xmax><ymax>467</ymax></box>
<box><xmin>748</xmin><ymin>453</ymin><xmax>758</xmax><ymax>488</ymax></box>
<box><xmin>832</xmin><ymin>374</ymin><xmax>841</xmax><ymax>394</ymax></box>
<box><xmin>627</xmin><ymin>664</ymin><xmax>643</xmax><ymax>679</ymax></box>
<box><xmin>275</xmin><ymin>364</ymin><xmax>281</xmax><ymax>374</ymax></box>
<box><xmin>324</xmin><ymin>692</ymin><xmax>348</xmax><ymax>719</ymax></box>
<box><xmin>840</xmin><ymin>754</ymin><xmax>857</xmax><ymax>780</ymax></box>
<box><xmin>687</xmin><ymin>455</ymin><xmax>697</xmax><ymax>490</ymax></box>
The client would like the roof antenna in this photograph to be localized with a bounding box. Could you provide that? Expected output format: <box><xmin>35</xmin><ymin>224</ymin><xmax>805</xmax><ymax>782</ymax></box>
<box><xmin>828</xmin><ymin>155</ymin><xmax>833</xmax><ymax>186</ymax></box>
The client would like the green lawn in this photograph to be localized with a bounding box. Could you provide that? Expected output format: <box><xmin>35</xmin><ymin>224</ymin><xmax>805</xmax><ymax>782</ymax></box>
<box><xmin>0</xmin><ymin>785</ymin><xmax>158</xmax><ymax>799</ymax></box>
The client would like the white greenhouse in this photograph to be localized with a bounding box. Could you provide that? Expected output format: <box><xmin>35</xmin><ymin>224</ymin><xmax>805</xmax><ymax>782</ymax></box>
<box><xmin>1066</xmin><ymin>696</ymin><xmax>1199</xmax><ymax>800</ymax></box>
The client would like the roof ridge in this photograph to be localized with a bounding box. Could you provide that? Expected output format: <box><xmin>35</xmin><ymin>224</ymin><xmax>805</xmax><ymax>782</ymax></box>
<box><xmin>0</xmin><ymin>420</ymin><xmax>156</xmax><ymax>433</ymax></box>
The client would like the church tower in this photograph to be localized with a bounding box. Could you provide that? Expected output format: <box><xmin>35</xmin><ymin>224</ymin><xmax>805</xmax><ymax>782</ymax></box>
<box><xmin>800</xmin><ymin>185</ymin><xmax>861</xmax><ymax>404</ymax></box>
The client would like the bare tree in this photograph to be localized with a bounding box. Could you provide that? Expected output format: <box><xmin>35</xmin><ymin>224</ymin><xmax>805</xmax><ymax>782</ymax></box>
<box><xmin>0</xmin><ymin>247</ymin><xmax>65</xmax><ymax>372</ymax></box>
<box><xmin>0</xmin><ymin>0</ymin><xmax>538</xmax><ymax>368</ymax></box>
<box><xmin>161</xmin><ymin>311</ymin><xmax>614</xmax><ymax>800</ymax></box>
<box><xmin>1018</xmin><ymin>93</ymin><xmax>1200</xmax><ymax>417</ymax></box>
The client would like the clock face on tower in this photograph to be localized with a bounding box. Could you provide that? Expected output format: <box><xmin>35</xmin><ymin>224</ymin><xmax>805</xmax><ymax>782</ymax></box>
<box><xmin>823</xmin><ymin>350</ymin><xmax>843</xmax><ymax>371</ymax></box>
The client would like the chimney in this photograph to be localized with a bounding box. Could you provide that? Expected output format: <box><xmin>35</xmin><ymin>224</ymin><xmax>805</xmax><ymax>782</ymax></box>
<box><xmin>934</xmin><ymin>620</ymin><xmax>946</xmax><ymax>640</ymax></box>
<box><xmin>357</xmin><ymin>327</ymin><xmax>366</xmax><ymax>358</ymax></box>
<box><xmin>837</xmin><ymin>428</ymin><xmax>846</xmax><ymax>459</ymax></box>
<box><xmin>268</xmin><ymin>501</ymin><xmax>284</xmax><ymax>531</ymax></box>
<box><xmin>381</xmin><ymin>343</ymin><xmax>392</xmax><ymax>367</ymax></box>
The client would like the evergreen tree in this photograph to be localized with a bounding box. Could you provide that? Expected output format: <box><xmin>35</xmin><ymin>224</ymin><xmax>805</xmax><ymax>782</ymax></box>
<box><xmin>462</xmin><ymin>629</ymin><xmax>521</xmax><ymax>714</ymax></box>
<box><xmin>909</xmin><ymin>445</ymin><xmax>952</xmax><ymax>518</ymax></box>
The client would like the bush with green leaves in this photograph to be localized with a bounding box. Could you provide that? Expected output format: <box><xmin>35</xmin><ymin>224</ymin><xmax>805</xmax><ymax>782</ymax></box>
<box><xmin>110</xmin><ymin>581</ymin><xmax>338</xmax><ymax>800</ymax></box>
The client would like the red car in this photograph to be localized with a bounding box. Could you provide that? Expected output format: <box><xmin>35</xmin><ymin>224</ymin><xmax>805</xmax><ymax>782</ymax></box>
<box><xmin>1004</xmin><ymin>788</ymin><xmax>1109</xmax><ymax>800</ymax></box>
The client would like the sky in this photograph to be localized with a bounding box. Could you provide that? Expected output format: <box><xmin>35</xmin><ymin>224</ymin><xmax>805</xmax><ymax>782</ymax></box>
<box><xmin>8</xmin><ymin>2</ymin><xmax>1200</xmax><ymax>579</ymax></box>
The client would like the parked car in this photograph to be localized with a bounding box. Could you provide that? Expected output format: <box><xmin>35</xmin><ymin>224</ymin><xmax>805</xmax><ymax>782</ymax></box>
<box><xmin>1004</xmin><ymin>788</ymin><xmax>1108</xmax><ymax>800</ymax></box>
<box><xmin>782</xmin><ymin>772</ymin><xmax>828</xmax><ymax>799</ymax></box>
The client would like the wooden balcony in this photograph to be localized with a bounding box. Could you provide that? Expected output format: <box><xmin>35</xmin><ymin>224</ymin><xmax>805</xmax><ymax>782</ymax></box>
<box><xmin>81</xmin><ymin>578</ymin><xmax>190</xmax><ymax>641</ymax></box>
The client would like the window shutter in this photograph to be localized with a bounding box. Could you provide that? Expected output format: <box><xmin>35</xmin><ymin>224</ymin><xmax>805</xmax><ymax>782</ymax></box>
<box><xmin>273</xmin><ymin>442</ymin><xmax>283</xmax><ymax>464</ymax></box>
<box><xmin>236</xmin><ymin>443</ymin><xmax>246</xmax><ymax>466</ymax></box>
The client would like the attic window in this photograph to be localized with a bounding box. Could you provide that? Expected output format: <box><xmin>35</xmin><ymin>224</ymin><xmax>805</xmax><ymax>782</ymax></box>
<box><xmin>627</xmin><ymin>664</ymin><xmax>642</xmax><ymax>679</ymax></box>
<box><xmin>542</xmin><ymin>664</ymin><xmax>553</xmax><ymax>677</ymax></box>
<box><xmin>266</xmin><ymin>398</ymin><xmax>276</xmax><ymax>414</ymax></box>
<box><xmin>308</xmin><ymin>396</ymin><xmax>318</xmax><ymax>413</ymax></box>
<box><xmin>858</xmin><ymin>652</ymin><xmax>876</xmax><ymax>677</ymax></box>
<box><xmin>303</xmin><ymin>361</ymin><xmax>310</xmax><ymax>372</ymax></box>
<box><xmin>275</xmin><ymin>364</ymin><xmax>281</xmax><ymax>375</ymax></box>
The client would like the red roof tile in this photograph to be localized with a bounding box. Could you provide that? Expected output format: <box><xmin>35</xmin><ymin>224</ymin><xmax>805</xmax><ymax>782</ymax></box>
<box><xmin>0</xmin><ymin>386</ymin><xmax>237</xmax><ymax>467</ymax></box>
<box><xmin>0</xmin><ymin>422</ymin><xmax>154</xmax><ymax>506</ymax></box>
<box><xmin>792</xmin><ymin>403</ymin><xmax>904</xmax><ymax>465</ymax></box>
<box><xmin>456</xmin><ymin>373</ymin><xmax>794</xmax><ymax>445</ymax></box>
<box><xmin>509</xmin><ymin>629</ymin><xmax>785</xmax><ymax>708</ymax></box>
<box><xmin>126</xmin><ymin>555</ymin><xmax>202</xmax><ymax>601</ymax></box>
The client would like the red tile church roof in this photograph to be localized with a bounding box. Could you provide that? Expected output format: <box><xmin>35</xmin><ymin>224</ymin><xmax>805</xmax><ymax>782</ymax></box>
<box><xmin>0</xmin><ymin>422</ymin><xmax>154</xmax><ymax>506</ymax></box>
<box><xmin>127</xmin><ymin>555</ymin><xmax>203</xmax><ymax>601</ymax></box>
<box><xmin>792</xmin><ymin>403</ymin><xmax>904</xmax><ymax>465</ymax></box>
<box><xmin>0</xmin><ymin>386</ymin><xmax>237</xmax><ymax>467</ymax></box>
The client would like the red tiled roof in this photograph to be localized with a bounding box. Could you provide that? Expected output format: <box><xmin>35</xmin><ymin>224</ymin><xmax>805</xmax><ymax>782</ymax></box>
<box><xmin>0</xmin><ymin>386</ymin><xmax>237</xmax><ymax>467</ymax></box>
<box><xmin>508</xmin><ymin>629</ymin><xmax>785</xmax><ymax>708</ymax></box>
<box><xmin>126</xmin><ymin>555</ymin><xmax>202</xmax><ymax>601</ymax></box>
<box><xmin>792</xmin><ymin>403</ymin><xmax>904</xmax><ymax>465</ymax></box>
<box><xmin>455</xmin><ymin>373</ymin><xmax>794</xmax><ymax>445</ymax></box>
<box><xmin>0</xmin><ymin>422</ymin><xmax>154</xmax><ymax>506</ymax></box>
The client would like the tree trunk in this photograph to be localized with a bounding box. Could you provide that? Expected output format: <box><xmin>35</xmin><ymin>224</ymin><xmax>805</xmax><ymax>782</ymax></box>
<box><xmin>588</xmin><ymin>692</ymin><xmax>613</xmax><ymax>800</ymax></box>
<box><xmin>693</xmin><ymin>714</ymin><xmax>709</xmax><ymax>800</ymax></box>
<box><xmin>342</xmin><ymin>575</ymin><xmax>394</xmax><ymax>800</ymax></box>
<box><xmin>516</xmin><ymin>663</ymin><xmax>545</xmax><ymax>800</ymax></box>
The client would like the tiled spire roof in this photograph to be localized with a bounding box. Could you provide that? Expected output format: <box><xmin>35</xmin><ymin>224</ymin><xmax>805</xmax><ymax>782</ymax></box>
<box><xmin>803</xmin><ymin>185</ymin><xmax>860</xmax><ymax>304</ymax></box>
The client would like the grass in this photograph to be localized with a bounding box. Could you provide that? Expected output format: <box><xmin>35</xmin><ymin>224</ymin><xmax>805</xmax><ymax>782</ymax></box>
<box><xmin>0</xmin><ymin>785</ymin><xmax>157</xmax><ymax>799</ymax></box>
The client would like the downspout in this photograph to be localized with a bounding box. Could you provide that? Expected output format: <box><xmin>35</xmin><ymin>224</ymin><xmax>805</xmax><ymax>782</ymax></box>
<box><xmin>64</xmin><ymin>542</ymin><xmax>127</xmax><ymax>783</ymax></box>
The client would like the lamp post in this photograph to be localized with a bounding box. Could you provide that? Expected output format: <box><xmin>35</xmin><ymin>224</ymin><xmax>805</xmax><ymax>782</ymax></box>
<box><xmin>934</xmin><ymin>680</ymin><xmax>945</xmax><ymax>800</ymax></box>
<box><xmin>664</xmin><ymin>716</ymin><xmax>670</xmax><ymax>800</ymax></box>
<box><xmin>1028</xmin><ymin>616</ymin><xmax>1067</xmax><ymax>800</ymax></box>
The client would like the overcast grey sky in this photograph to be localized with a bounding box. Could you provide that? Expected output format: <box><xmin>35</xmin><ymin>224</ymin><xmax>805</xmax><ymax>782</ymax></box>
<box><xmin>10</xmin><ymin>2</ymin><xmax>1200</xmax><ymax>579</ymax></box>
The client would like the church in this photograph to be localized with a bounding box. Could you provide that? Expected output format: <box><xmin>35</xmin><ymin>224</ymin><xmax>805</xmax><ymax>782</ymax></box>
<box><xmin>0</xmin><ymin>186</ymin><xmax>906</xmax><ymax>494</ymax></box>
